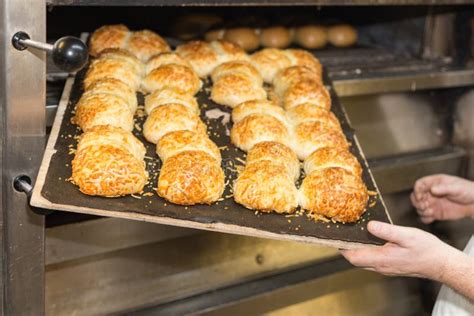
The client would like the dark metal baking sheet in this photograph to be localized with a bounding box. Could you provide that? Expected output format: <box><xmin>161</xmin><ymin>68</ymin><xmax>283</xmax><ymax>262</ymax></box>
<box><xmin>32</xmin><ymin>62</ymin><xmax>391</xmax><ymax>248</ymax></box>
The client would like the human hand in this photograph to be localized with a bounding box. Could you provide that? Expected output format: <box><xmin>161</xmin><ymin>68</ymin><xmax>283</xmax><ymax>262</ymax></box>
<box><xmin>340</xmin><ymin>221</ymin><xmax>458</xmax><ymax>280</ymax></box>
<box><xmin>410</xmin><ymin>174</ymin><xmax>474</xmax><ymax>224</ymax></box>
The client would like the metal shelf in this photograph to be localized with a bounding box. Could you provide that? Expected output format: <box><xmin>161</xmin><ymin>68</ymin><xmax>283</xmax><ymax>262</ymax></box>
<box><xmin>46</xmin><ymin>0</ymin><xmax>474</xmax><ymax>6</ymax></box>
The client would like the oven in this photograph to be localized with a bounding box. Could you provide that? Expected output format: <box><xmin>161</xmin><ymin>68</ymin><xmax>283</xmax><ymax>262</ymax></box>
<box><xmin>1</xmin><ymin>1</ymin><xmax>473</xmax><ymax>314</ymax></box>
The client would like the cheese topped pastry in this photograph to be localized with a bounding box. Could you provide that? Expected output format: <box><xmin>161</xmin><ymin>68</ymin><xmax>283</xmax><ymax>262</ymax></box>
<box><xmin>89</xmin><ymin>24</ymin><xmax>130</xmax><ymax>57</ymax></box>
<box><xmin>210</xmin><ymin>73</ymin><xmax>266</xmax><ymax>108</ymax></box>
<box><xmin>250</xmin><ymin>48</ymin><xmax>292</xmax><ymax>83</ymax></box>
<box><xmin>176</xmin><ymin>41</ymin><xmax>220</xmax><ymax>78</ymax></box>
<box><xmin>84</xmin><ymin>58</ymin><xmax>142</xmax><ymax>91</ymax></box>
<box><xmin>144</xmin><ymin>87</ymin><xmax>199</xmax><ymax>115</ymax></box>
<box><xmin>232</xmin><ymin>99</ymin><xmax>289</xmax><ymax>128</ymax></box>
<box><xmin>304</xmin><ymin>147</ymin><xmax>362</xmax><ymax>177</ymax></box>
<box><xmin>83</xmin><ymin>78</ymin><xmax>138</xmax><ymax>113</ymax></box>
<box><xmin>211</xmin><ymin>60</ymin><xmax>262</xmax><ymax>86</ymax></box>
<box><xmin>283</xmin><ymin>79</ymin><xmax>331</xmax><ymax>110</ymax></box>
<box><xmin>145</xmin><ymin>52</ymin><xmax>191</xmax><ymax>75</ymax></box>
<box><xmin>273</xmin><ymin>65</ymin><xmax>322</xmax><ymax>98</ymax></box>
<box><xmin>127</xmin><ymin>30</ymin><xmax>171</xmax><ymax>62</ymax></box>
<box><xmin>142</xmin><ymin>64</ymin><xmax>202</xmax><ymax>95</ymax></box>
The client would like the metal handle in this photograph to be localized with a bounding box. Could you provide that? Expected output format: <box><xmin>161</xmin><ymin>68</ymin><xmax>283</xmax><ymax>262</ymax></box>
<box><xmin>13</xmin><ymin>176</ymin><xmax>53</xmax><ymax>216</ymax></box>
<box><xmin>12</xmin><ymin>31</ymin><xmax>88</xmax><ymax>72</ymax></box>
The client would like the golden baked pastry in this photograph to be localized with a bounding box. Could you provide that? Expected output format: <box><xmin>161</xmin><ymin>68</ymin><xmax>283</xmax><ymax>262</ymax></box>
<box><xmin>156</xmin><ymin>130</ymin><xmax>221</xmax><ymax>163</ymax></box>
<box><xmin>283</xmin><ymin>79</ymin><xmax>331</xmax><ymax>110</ymax></box>
<box><xmin>211</xmin><ymin>60</ymin><xmax>263</xmax><ymax>86</ymax></box>
<box><xmin>89</xmin><ymin>24</ymin><xmax>130</xmax><ymax>57</ymax></box>
<box><xmin>141</xmin><ymin>64</ymin><xmax>202</xmax><ymax>95</ymax></box>
<box><xmin>285</xmin><ymin>49</ymin><xmax>322</xmax><ymax>75</ymax></box>
<box><xmin>223</xmin><ymin>28</ymin><xmax>260</xmax><ymax>52</ymax></box>
<box><xmin>205</xmin><ymin>29</ymin><xmax>225</xmax><ymax>42</ymax></box>
<box><xmin>210</xmin><ymin>74</ymin><xmax>267</xmax><ymax>108</ymax></box>
<box><xmin>250</xmin><ymin>48</ymin><xmax>292</xmax><ymax>83</ymax></box>
<box><xmin>210</xmin><ymin>40</ymin><xmax>249</xmax><ymax>64</ymax></box>
<box><xmin>273</xmin><ymin>65</ymin><xmax>323</xmax><ymax>97</ymax></box>
<box><xmin>328</xmin><ymin>24</ymin><xmax>358</xmax><ymax>48</ymax></box>
<box><xmin>97</xmin><ymin>48</ymin><xmax>144</xmax><ymax>76</ymax></box>
<box><xmin>144</xmin><ymin>87</ymin><xmax>199</xmax><ymax>115</ymax></box>
<box><xmin>294</xmin><ymin>25</ymin><xmax>328</xmax><ymax>49</ymax></box>
<box><xmin>304</xmin><ymin>147</ymin><xmax>362</xmax><ymax>177</ymax></box>
<box><xmin>77</xmin><ymin>125</ymin><xmax>146</xmax><ymax>162</ymax></box>
<box><xmin>157</xmin><ymin>151</ymin><xmax>224</xmax><ymax>205</ymax></box>
<box><xmin>286</xmin><ymin>103</ymin><xmax>340</xmax><ymax>129</ymax></box>
<box><xmin>299</xmin><ymin>167</ymin><xmax>368</xmax><ymax>223</ymax></box>
<box><xmin>293</xmin><ymin>121</ymin><xmax>348</xmax><ymax>160</ymax></box>
<box><xmin>176</xmin><ymin>41</ymin><xmax>220</xmax><ymax>78</ymax></box>
<box><xmin>145</xmin><ymin>52</ymin><xmax>191</xmax><ymax>75</ymax></box>
<box><xmin>233</xmin><ymin>160</ymin><xmax>298</xmax><ymax>213</ymax></box>
<box><xmin>84</xmin><ymin>58</ymin><xmax>142</xmax><ymax>91</ymax></box>
<box><xmin>230</xmin><ymin>114</ymin><xmax>290</xmax><ymax>152</ymax></box>
<box><xmin>232</xmin><ymin>99</ymin><xmax>289</xmax><ymax>128</ymax></box>
<box><xmin>72</xmin><ymin>144</ymin><xmax>147</xmax><ymax>197</ymax></box>
<box><xmin>127</xmin><ymin>30</ymin><xmax>171</xmax><ymax>62</ymax></box>
<box><xmin>75</xmin><ymin>93</ymin><xmax>134</xmax><ymax>132</ymax></box>
<box><xmin>82</xmin><ymin>78</ymin><xmax>138</xmax><ymax>113</ymax></box>
<box><xmin>143</xmin><ymin>103</ymin><xmax>206</xmax><ymax>144</ymax></box>
<box><xmin>246</xmin><ymin>141</ymin><xmax>300</xmax><ymax>181</ymax></box>
<box><xmin>260</xmin><ymin>26</ymin><xmax>292</xmax><ymax>49</ymax></box>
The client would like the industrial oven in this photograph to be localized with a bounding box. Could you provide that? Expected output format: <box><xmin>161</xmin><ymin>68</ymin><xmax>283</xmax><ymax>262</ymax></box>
<box><xmin>1</xmin><ymin>1</ymin><xmax>473</xmax><ymax>315</ymax></box>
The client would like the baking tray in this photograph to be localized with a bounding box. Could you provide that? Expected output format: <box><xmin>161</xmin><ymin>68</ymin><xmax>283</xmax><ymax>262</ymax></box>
<box><xmin>32</xmin><ymin>57</ymin><xmax>391</xmax><ymax>250</ymax></box>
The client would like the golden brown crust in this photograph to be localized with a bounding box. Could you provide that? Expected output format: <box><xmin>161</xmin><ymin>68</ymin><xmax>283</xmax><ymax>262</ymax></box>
<box><xmin>89</xmin><ymin>24</ymin><xmax>130</xmax><ymax>57</ymax></box>
<box><xmin>82</xmin><ymin>78</ymin><xmax>138</xmax><ymax>113</ymax></box>
<box><xmin>211</xmin><ymin>60</ymin><xmax>263</xmax><ymax>86</ymax></box>
<box><xmin>176</xmin><ymin>41</ymin><xmax>220</xmax><ymax>78</ymax></box>
<box><xmin>141</xmin><ymin>64</ymin><xmax>202</xmax><ymax>95</ymax></box>
<box><xmin>293</xmin><ymin>121</ymin><xmax>348</xmax><ymax>160</ymax></box>
<box><xmin>210</xmin><ymin>40</ymin><xmax>249</xmax><ymax>63</ymax></box>
<box><xmin>304</xmin><ymin>147</ymin><xmax>362</xmax><ymax>177</ymax></box>
<box><xmin>294</xmin><ymin>26</ymin><xmax>328</xmax><ymax>49</ymax></box>
<box><xmin>210</xmin><ymin>74</ymin><xmax>266</xmax><ymax>108</ymax></box>
<box><xmin>77</xmin><ymin>125</ymin><xmax>146</xmax><ymax>162</ymax></box>
<box><xmin>299</xmin><ymin>167</ymin><xmax>368</xmax><ymax>223</ymax></box>
<box><xmin>144</xmin><ymin>87</ymin><xmax>199</xmax><ymax>115</ymax></box>
<box><xmin>143</xmin><ymin>103</ymin><xmax>206</xmax><ymax>144</ymax></box>
<box><xmin>145</xmin><ymin>53</ymin><xmax>191</xmax><ymax>75</ymax></box>
<box><xmin>97</xmin><ymin>48</ymin><xmax>144</xmax><ymax>76</ymax></box>
<box><xmin>75</xmin><ymin>93</ymin><xmax>134</xmax><ymax>132</ymax></box>
<box><xmin>223</xmin><ymin>28</ymin><xmax>260</xmax><ymax>52</ymax></box>
<box><xmin>285</xmin><ymin>49</ymin><xmax>322</xmax><ymax>75</ymax></box>
<box><xmin>127</xmin><ymin>30</ymin><xmax>171</xmax><ymax>62</ymax></box>
<box><xmin>230</xmin><ymin>114</ymin><xmax>290</xmax><ymax>152</ymax></box>
<box><xmin>260</xmin><ymin>26</ymin><xmax>292</xmax><ymax>49</ymax></box>
<box><xmin>246</xmin><ymin>141</ymin><xmax>300</xmax><ymax>182</ymax></box>
<box><xmin>283</xmin><ymin>79</ymin><xmax>331</xmax><ymax>110</ymax></box>
<box><xmin>250</xmin><ymin>48</ymin><xmax>292</xmax><ymax>83</ymax></box>
<box><xmin>84</xmin><ymin>58</ymin><xmax>141</xmax><ymax>91</ymax></box>
<box><xmin>327</xmin><ymin>24</ymin><xmax>358</xmax><ymax>48</ymax></box>
<box><xmin>72</xmin><ymin>145</ymin><xmax>147</xmax><ymax>197</ymax></box>
<box><xmin>157</xmin><ymin>151</ymin><xmax>224</xmax><ymax>205</ymax></box>
<box><xmin>286</xmin><ymin>103</ymin><xmax>340</xmax><ymax>129</ymax></box>
<box><xmin>156</xmin><ymin>130</ymin><xmax>221</xmax><ymax>163</ymax></box>
<box><xmin>273</xmin><ymin>66</ymin><xmax>323</xmax><ymax>97</ymax></box>
<box><xmin>232</xmin><ymin>99</ymin><xmax>288</xmax><ymax>127</ymax></box>
<box><xmin>234</xmin><ymin>160</ymin><xmax>298</xmax><ymax>213</ymax></box>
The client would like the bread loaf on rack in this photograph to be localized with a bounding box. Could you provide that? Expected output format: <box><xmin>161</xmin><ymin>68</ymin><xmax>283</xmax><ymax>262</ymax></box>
<box><xmin>72</xmin><ymin>125</ymin><xmax>147</xmax><ymax>197</ymax></box>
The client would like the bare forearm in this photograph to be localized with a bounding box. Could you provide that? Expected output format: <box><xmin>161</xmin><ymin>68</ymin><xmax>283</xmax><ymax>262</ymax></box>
<box><xmin>436</xmin><ymin>249</ymin><xmax>474</xmax><ymax>302</ymax></box>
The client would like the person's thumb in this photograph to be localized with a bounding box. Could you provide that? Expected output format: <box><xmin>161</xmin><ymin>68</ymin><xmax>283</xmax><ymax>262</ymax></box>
<box><xmin>367</xmin><ymin>221</ymin><xmax>413</xmax><ymax>246</ymax></box>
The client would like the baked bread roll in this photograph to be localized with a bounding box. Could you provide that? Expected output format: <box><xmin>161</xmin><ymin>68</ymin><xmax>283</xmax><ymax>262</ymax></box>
<box><xmin>210</xmin><ymin>74</ymin><xmax>266</xmax><ymax>108</ymax></box>
<box><xmin>223</xmin><ymin>28</ymin><xmax>260</xmax><ymax>52</ymax></box>
<box><xmin>205</xmin><ymin>29</ymin><xmax>225</xmax><ymax>42</ymax></box>
<box><xmin>210</xmin><ymin>40</ymin><xmax>249</xmax><ymax>64</ymax></box>
<box><xmin>141</xmin><ymin>64</ymin><xmax>202</xmax><ymax>95</ymax></box>
<box><xmin>328</xmin><ymin>24</ymin><xmax>358</xmax><ymax>48</ymax></box>
<box><xmin>294</xmin><ymin>25</ymin><xmax>328</xmax><ymax>49</ymax></box>
<box><xmin>246</xmin><ymin>141</ymin><xmax>300</xmax><ymax>181</ymax></box>
<box><xmin>97</xmin><ymin>48</ymin><xmax>144</xmax><ymax>76</ymax></box>
<box><xmin>144</xmin><ymin>87</ymin><xmax>199</xmax><ymax>115</ymax></box>
<box><xmin>77</xmin><ymin>125</ymin><xmax>146</xmax><ymax>162</ymax></box>
<box><xmin>260</xmin><ymin>26</ymin><xmax>292</xmax><ymax>49</ymax></box>
<box><xmin>250</xmin><ymin>48</ymin><xmax>292</xmax><ymax>83</ymax></box>
<box><xmin>285</xmin><ymin>49</ymin><xmax>322</xmax><ymax>75</ymax></box>
<box><xmin>84</xmin><ymin>58</ymin><xmax>142</xmax><ymax>91</ymax></box>
<box><xmin>158</xmin><ymin>151</ymin><xmax>224</xmax><ymax>205</ymax></box>
<box><xmin>299</xmin><ymin>167</ymin><xmax>368</xmax><ymax>223</ymax></box>
<box><xmin>143</xmin><ymin>103</ymin><xmax>206</xmax><ymax>144</ymax></box>
<box><xmin>293</xmin><ymin>121</ymin><xmax>348</xmax><ymax>160</ymax></box>
<box><xmin>176</xmin><ymin>41</ymin><xmax>220</xmax><ymax>78</ymax></box>
<box><xmin>211</xmin><ymin>61</ymin><xmax>263</xmax><ymax>86</ymax></box>
<box><xmin>231</xmin><ymin>114</ymin><xmax>290</xmax><ymax>152</ymax></box>
<box><xmin>232</xmin><ymin>99</ymin><xmax>289</xmax><ymax>128</ymax></box>
<box><xmin>273</xmin><ymin>66</ymin><xmax>323</xmax><ymax>98</ymax></box>
<box><xmin>157</xmin><ymin>130</ymin><xmax>221</xmax><ymax>163</ymax></box>
<box><xmin>82</xmin><ymin>78</ymin><xmax>138</xmax><ymax>113</ymax></box>
<box><xmin>145</xmin><ymin>53</ymin><xmax>191</xmax><ymax>75</ymax></box>
<box><xmin>75</xmin><ymin>93</ymin><xmax>134</xmax><ymax>132</ymax></box>
<box><xmin>287</xmin><ymin>103</ymin><xmax>340</xmax><ymax>129</ymax></box>
<box><xmin>127</xmin><ymin>30</ymin><xmax>171</xmax><ymax>62</ymax></box>
<box><xmin>283</xmin><ymin>79</ymin><xmax>331</xmax><ymax>110</ymax></box>
<box><xmin>304</xmin><ymin>147</ymin><xmax>362</xmax><ymax>177</ymax></box>
<box><xmin>89</xmin><ymin>24</ymin><xmax>130</xmax><ymax>57</ymax></box>
<box><xmin>72</xmin><ymin>126</ymin><xmax>147</xmax><ymax>197</ymax></box>
<box><xmin>233</xmin><ymin>160</ymin><xmax>298</xmax><ymax>213</ymax></box>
